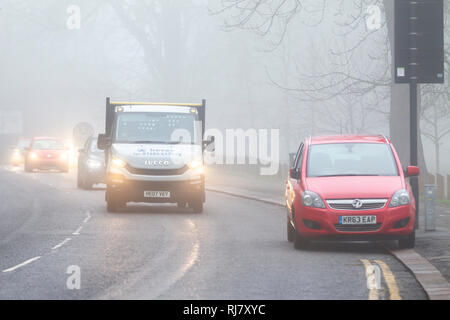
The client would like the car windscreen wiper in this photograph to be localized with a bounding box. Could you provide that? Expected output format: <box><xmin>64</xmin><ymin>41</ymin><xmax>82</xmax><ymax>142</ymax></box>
<box><xmin>315</xmin><ymin>174</ymin><xmax>381</xmax><ymax>177</ymax></box>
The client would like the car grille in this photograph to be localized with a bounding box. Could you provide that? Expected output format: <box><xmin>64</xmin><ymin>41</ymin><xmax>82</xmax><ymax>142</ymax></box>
<box><xmin>334</xmin><ymin>223</ymin><xmax>382</xmax><ymax>232</ymax></box>
<box><xmin>125</xmin><ymin>165</ymin><xmax>189</xmax><ymax>176</ymax></box>
<box><xmin>327</xmin><ymin>199</ymin><xmax>387</xmax><ymax>210</ymax></box>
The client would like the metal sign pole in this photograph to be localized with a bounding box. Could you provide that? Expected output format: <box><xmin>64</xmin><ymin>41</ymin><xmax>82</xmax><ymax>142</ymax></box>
<box><xmin>409</xmin><ymin>2</ymin><xmax>419</xmax><ymax>229</ymax></box>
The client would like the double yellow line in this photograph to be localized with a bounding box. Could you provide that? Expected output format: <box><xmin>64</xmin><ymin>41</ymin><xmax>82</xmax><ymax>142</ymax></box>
<box><xmin>361</xmin><ymin>259</ymin><xmax>401</xmax><ymax>300</ymax></box>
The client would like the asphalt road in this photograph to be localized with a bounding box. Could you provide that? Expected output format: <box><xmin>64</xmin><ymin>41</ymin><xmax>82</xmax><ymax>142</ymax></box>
<box><xmin>0</xmin><ymin>165</ymin><xmax>427</xmax><ymax>299</ymax></box>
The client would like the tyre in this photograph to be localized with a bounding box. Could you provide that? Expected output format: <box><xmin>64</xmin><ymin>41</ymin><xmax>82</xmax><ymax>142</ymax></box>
<box><xmin>107</xmin><ymin>199</ymin><xmax>124</xmax><ymax>213</ymax></box>
<box><xmin>191</xmin><ymin>201</ymin><xmax>203</xmax><ymax>213</ymax></box>
<box><xmin>294</xmin><ymin>230</ymin><xmax>310</xmax><ymax>250</ymax></box>
<box><xmin>287</xmin><ymin>218</ymin><xmax>295</xmax><ymax>242</ymax></box>
<box><xmin>24</xmin><ymin>162</ymin><xmax>33</xmax><ymax>172</ymax></box>
<box><xmin>77</xmin><ymin>170</ymin><xmax>84</xmax><ymax>189</ymax></box>
<box><xmin>398</xmin><ymin>229</ymin><xmax>415</xmax><ymax>249</ymax></box>
<box><xmin>177</xmin><ymin>201</ymin><xmax>187</xmax><ymax>208</ymax></box>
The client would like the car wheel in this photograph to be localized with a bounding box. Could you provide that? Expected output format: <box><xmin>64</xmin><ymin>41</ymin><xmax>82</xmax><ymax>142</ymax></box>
<box><xmin>77</xmin><ymin>170</ymin><xmax>84</xmax><ymax>189</ymax></box>
<box><xmin>287</xmin><ymin>217</ymin><xmax>295</xmax><ymax>242</ymax></box>
<box><xmin>294</xmin><ymin>230</ymin><xmax>310</xmax><ymax>250</ymax></box>
<box><xmin>24</xmin><ymin>162</ymin><xmax>33</xmax><ymax>172</ymax></box>
<box><xmin>398</xmin><ymin>229</ymin><xmax>415</xmax><ymax>249</ymax></box>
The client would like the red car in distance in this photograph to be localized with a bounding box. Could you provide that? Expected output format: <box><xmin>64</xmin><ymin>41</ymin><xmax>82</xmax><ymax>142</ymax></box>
<box><xmin>286</xmin><ymin>135</ymin><xmax>419</xmax><ymax>250</ymax></box>
<box><xmin>24</xmin><ymin>137</ymin><xmax>70</xmax><ymax>172</ymax></box>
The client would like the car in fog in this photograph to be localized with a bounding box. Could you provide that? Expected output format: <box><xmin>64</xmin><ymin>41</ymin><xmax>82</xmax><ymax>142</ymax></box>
<box><xmin>24</xmin><ymin>137</ymin><xmax>70</xmax><ymax>172</ymax></box>
<box><xmin>286</xmin><ymin>135</ymin><xmax>419</xmax><ymax>250</ymax></box>
<box><xmin>10</xmin><ymin>138</ymin><xmax>31</xmax><ymax>166</ymax></box>
<box><xmin>77</xmin><ymin>136</ymin><xmax>105</xmax><ymax>189</ymax></box>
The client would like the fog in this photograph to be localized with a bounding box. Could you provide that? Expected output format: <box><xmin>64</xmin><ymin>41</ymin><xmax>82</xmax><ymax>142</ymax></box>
<box><xmin>1</xmin><ymin>0</ymin><xmax>449</xmax><ymax>175</ymax></box>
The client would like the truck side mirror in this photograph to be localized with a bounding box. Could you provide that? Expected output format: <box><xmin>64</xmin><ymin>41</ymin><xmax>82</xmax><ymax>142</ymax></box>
<box><xmin>97</xmin><ymin>134</ymin><xmax>109</xmax><ymax>150</ymax></box>
<box><xmin>203</xmin><ymin>135</ymin><xmax>215</xmax><ymax>152</ymax></box>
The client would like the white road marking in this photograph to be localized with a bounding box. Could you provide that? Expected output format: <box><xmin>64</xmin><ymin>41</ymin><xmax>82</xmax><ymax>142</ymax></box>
<box><xmin>2</xmin><ymin>256</ymin><xmax>41</xmax><ymax>273</ymax></box>
<box><xmin>83</xmin><ymin>212</ymin><xmax>91</xmax><ymax>223</ymax></box>
<box><xmin>72</xmin><ymin>226</ymin><xmax>83</xmax><ymax>235</ymax></box>
<box><xmin>52</xmin><ymin>238</ymin><xmax>72</xmax><ymax>250</ymax></box>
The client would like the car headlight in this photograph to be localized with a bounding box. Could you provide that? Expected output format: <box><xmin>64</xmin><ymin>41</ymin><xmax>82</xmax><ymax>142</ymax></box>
<box><xmin>12</xmin><ymin>150</ymin><xmax>21</xmax><ymax>159</ymax></box>
<box><xmin>60</xmin><ymin>152</ymin><xmax>68</xmax><ymax>161</ymax></box>
<box><xmin>111</xmin><ymin>158</ymin><xmax>126</xmax><ymax>169</ymax></box>
<box><xmin>29</xmin><ymin>152</ymin><xmax>38</xmax><ymax>160</ymax></box>
<box><xmin>87</xmin><ymin>159</ymin><xmax>102</xmax><ymax>168</ymax></box>
<box><xmin>302</xmin><ymin>191</ymin><xmax>326</xmax><ymax>208</ymax></box>
<box><xmin>389</xmin><ymin>189</ymin><xmax>410</xmax><ymax>207</ymax></box>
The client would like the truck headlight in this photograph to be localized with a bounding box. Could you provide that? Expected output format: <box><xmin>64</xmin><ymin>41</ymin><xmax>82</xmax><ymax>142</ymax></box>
<box><xmin>188</xmin><ymin>160</ymin><xmax>204</xmax><ymax>174</ymax></box>
<box><xmin>302</xmin><ymin>191</ymin><xmax>325</xmax><ymax>208</ymax></box>
<box><xmin>389</xmin><ymin>189</ymin><xmax>410</xmax><ymax>207</ymax></box>
<box><xmin>111</xmin><ymin>158</ymin><xmax>126</xmax><ymax>169</ymax></box>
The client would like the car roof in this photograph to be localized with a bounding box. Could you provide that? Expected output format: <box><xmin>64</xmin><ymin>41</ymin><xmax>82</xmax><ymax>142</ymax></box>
<box><xmin>309</xmin><ymin>135</ymin><xmax>389</xmax><ymax>145</ymax></box>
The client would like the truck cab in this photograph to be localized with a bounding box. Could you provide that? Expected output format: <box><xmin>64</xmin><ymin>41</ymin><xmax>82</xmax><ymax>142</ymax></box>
<box><xmin>98</xmin><ymin>98</ymin><xmax>212</xmax><ymax>213</ymax></box>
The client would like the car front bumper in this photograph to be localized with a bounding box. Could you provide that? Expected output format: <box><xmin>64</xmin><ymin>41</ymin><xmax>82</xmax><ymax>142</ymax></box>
<box><xmin>293</xmin><ymin>202</ymin><xmax>415</xmax><ymax>240</ymax></box>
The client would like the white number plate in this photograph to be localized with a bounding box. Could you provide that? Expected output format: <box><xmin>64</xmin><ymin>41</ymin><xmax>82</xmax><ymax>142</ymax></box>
<box><xmin>144</xmin><ymin>191</ymin><xmax>170</xmax><ymax>198</ymax></box>
<box><xmin>339</xmin><ymin>215</ymin><xmax>376</xmax><ymax>225</ymax></box>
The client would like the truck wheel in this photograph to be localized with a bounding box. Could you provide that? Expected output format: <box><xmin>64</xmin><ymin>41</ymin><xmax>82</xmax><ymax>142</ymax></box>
<box><xmin>398</xmin><ymin>229</ymin><xmax>415</xmax><ymax>249</ymax></box>
<box><xmin>107</xmin><ymin>199</ymin><xmax>123</xmax><ymax>213</ymax></box>
<box><xmin>177</xmin><ymin>201</ymin><xmax>187</xmax><ymax>208</ymax></box>
<box><xmin>191</xmin><ymin>201</ymin><xmax>203</xmax><ymax>213</ymax></box>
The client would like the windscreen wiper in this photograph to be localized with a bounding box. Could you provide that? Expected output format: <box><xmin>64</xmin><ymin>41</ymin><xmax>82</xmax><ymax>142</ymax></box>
<box><xmin>131</xmin><ymin>141</ymin><xmax>168</xmax><ymax>144</ymax></box>
<box><xmin>316</xmin><ymin>174</ymin><xmax>381</xmax><ymax>177</ymax></box>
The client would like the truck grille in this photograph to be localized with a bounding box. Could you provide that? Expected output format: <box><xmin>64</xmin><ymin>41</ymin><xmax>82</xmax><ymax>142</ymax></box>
<box><xmin>334</xmin><ymin>223</ymin><xmax>382</xmax><ymax>232</ymax></box>
<box><xmin>125</xmin><ymin>165</ymin><xmax>188</xmax><ymax>176</ymax></box>
<box><xmin>327</xmin><ymin>199</ymin><xmax>387</xmax><ymax>211</ymax></box>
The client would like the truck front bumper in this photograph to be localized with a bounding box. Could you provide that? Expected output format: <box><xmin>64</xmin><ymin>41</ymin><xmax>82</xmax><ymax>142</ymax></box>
<box><xmin>106</xmin><ymin>175</ymin><xmax>205</xmax><ymax>204</ymax></box>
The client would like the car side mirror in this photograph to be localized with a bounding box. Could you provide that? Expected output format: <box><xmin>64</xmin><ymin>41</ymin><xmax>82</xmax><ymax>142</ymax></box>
<box><xmin>405</xmin><ymin>166</ymin><xmax>420</xmax><ymax>177</ymax></box>
<box><xmin>203</xmin><ymin>135</ymin><xmax>215</xmax><ymax>151</ymax></box>
<box><xmin>97</xmin><ymin>134</ymin><xmax>110</xmax><ymax>150</ymax></box>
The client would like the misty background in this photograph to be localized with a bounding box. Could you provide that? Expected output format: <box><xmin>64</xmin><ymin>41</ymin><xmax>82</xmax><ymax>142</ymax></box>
<box><xmin>0</xmin><ymin>0</ymin><xmax>449</xmax><ymax>178</ymax></box>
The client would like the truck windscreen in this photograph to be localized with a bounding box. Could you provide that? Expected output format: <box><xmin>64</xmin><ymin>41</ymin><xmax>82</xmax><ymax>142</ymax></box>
<box><xmin>114</xmin><ymin>112</ymin><xmax>197</xmax><ymax>144</ymax></box>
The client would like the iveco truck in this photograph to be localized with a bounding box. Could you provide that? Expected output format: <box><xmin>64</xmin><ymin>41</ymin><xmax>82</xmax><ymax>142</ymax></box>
<box><xmin>97</xmin><ymin>98</ymin><xmax>213</xmax><ymax>213</ymax></box>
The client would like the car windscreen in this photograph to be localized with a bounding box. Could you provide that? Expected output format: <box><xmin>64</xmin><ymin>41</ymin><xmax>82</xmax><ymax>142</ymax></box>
<box><xmin>32</xmin><ymin>139</ymin><xmax>65</xmax><ymax>150</ymax></box>
<box><xmin>307</xmin><ymin>143</ymin><xmax>399</xmax><ymax>177</ymax></box>
<box><xmin>17</xmin><ymin>139</ymin><xmax>30</xmax><ymax>150</ymax></box>
<box><xmin>115</xmin><ymin>112</ymin><xmax>197</xmax><ymax>144</ymax></box>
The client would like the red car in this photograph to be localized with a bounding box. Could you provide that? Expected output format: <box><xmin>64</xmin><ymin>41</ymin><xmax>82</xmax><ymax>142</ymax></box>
<box><xmin>286</xmin><ymin>135</ymin><xmax>419</xmax><ymax>249</ymax></box>
<box><xmin>24</xmin><ymin>137</ymin><xmax>70</xmax><ymax>172</ymax></box>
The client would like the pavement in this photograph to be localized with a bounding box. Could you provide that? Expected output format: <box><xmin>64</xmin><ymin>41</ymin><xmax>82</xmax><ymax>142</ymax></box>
<box><xmin>206</xmin><ymin>165</ymin><xmax>450</xmax><ymax>300</ymax></box>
